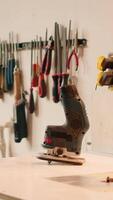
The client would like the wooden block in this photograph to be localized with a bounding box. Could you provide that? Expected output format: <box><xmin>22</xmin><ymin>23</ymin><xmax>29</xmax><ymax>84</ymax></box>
<box><xmin>37</xmin><ymin>153</ymin><xmax>85</xmax><ymax>165</ymax></box>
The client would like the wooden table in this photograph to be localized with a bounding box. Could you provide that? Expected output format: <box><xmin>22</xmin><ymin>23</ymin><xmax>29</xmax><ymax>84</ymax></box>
<box><xmin>0</xmin><ymin>153</ymin><xmax>113</xmax><ymax>200</ymax></box>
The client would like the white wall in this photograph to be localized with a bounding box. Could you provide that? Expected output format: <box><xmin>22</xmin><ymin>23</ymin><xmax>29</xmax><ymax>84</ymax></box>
<box><xmin>0</xmin><ymin>0</ymin><xmax>113</xmax><ymax>156</ymax></box>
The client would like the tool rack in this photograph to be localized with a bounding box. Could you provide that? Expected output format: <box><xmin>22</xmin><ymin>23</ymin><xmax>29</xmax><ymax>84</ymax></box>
<box><xmin>11</xmin><ymin>38</ymin><xmax>87</xmax><ymax>50</ymax></box>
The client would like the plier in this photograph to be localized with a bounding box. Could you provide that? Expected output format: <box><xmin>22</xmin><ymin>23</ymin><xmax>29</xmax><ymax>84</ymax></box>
<box><xmin>41</xmin><ymin>36</ymin><xmax>53</xmax><ymax>75</ymax></box>
<box><xmin>67</xmin><ymin>30</ymin><xmax>79</xmax><ymax>71</ymax></box>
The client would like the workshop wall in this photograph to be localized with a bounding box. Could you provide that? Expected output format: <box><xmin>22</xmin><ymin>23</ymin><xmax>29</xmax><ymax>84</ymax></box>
<box><xmin>0</xmin><ymin>0</ymin><xmax>113</xmax><ymax>156</ymax></box>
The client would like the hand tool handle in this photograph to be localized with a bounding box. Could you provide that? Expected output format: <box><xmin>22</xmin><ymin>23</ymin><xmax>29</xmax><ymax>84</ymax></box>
<box><xmin>62</xmin><ymin>73</ymin><xmax>69</xmax><ymax>87</ymax></box>
<box><xmin>33</xmin><ymin>63</ymin><xmax>37</xmax><ymax>74</ymax></box>
<box><xmin>41</xmin><ymin>50</ymin><xmax>48</xmax><ymax>73</ymax></box>
<box><xmin>52</xmin><ymin>74</ymin><xmax>59</xmax><ymax>103</ymax></box>
<box><xmin>14</xmin><ymin>68</ymin><xmax>21</xmax><ymax>102</ymax></box>
<box><xmin>7</xmin><ymin>58</ymin><xmax>15</xmax><ymax>90</ymax></box>
<box><xmin>46</xmin><ymin>48</ymin><xmax>52</xmax><ymax>75</ymax></box>
<box><xmin>29</xmin><ymin>87</ymin><xmax>35</xmax><ymax>113</ymax></box>
<box><xmin>32</xmin><ymin>64</ymin><xmax>38</xmax><ymax>87</ymax></box>
<box><xmin>38</xmin><ymin>73</ymin><xmax>46</xmax><ymax>97</ymax></box>
<box><xmin>59</xmin><ymin>74</ymin><xmax>62</xmax><ymax>87</ymax></box>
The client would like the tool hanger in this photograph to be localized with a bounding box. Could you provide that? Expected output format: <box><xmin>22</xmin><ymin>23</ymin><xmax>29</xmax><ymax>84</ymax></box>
<box><xmin>3</xmin><ymin>38</ymin><xmax>87</xmax><ymax>51</ymax></box>
<box><xmin>15</xmin><ymin>38</ymin><xmax>87</xmax><ymax>50</ymax></box>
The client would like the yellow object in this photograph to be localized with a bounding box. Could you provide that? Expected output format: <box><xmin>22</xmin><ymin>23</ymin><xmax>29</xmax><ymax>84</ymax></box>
<box><xmin>97</xmin><ymin>56</ymin><xmax>105</xmax><ymax>71</ymax></box>
<box><xmin>96</xmin><ymin>71</ymin><xmax>104</xmax><ymax>86</ymax></box>
<box><xmin>96</xmin><ymin>55</ymin><xmax>113</xmax><ymax>89</ymax></box>
<box><xmin>108</xmin><ymin>86</ymin><xmax>113</xmax><ymax>90</ymax></box>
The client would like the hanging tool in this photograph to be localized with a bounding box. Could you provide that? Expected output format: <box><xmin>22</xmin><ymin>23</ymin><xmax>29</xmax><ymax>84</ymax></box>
<box><xmin>41</xmin><ymin>36</ymin><xmax>53</xmax><ymax>75</ymax></box>
<box><xmin>10</xmin><ymin>32</ymin><xmax>16</xmax><ymax>89</ymax></box>
<box><xmin>52</xmin><ymin>22</ymin><xmax>59</xmax><ymax>103</ymax></box>
<box><xmin>61</xmin><ymin>26</ymin><xmax>69</xmax><ymax>87</ymax></box>
<box><xmin>2</xmin><ymin>41</ymin><xmax>8</xmax><ymax>95</ymax></box>
<box><xmin>36</xmin><ymin>35</ymin><xmax>40</xmax><ymax>81</ymax></box>
<box><xmin>67</xmin><ymin>29</ymin><xmax>79</xmax><ymax>71</ymax></box>
<box><xmin>13</xmin><ymin>34</ymin><xmax>28</xmax><ymax>143</ymax></box>
<box><xmin>60</xmin><ymin>20</ymin><xmax>72</xmax><ymax>87</ymax></box>
<box><xmin>4</xmin><ymin>41</ymin><xmax>8</xmax><ymax>92</ymax></box>
<box><xmin>41</xmin><ymin>28</ymin><xmax>48</xmax><ymax>74</ymax></box>
<box><xmin>30</xmin><ymin>39</ymin><xmax>39</xmax><ymax>112</ymax></box>
<box><xmin>31</xmin><ymin>40</ymin><xmax>39</xmax><ymax>87</ymax></box>
<box><xmin>1</xmin><ymin>41</ymin><xmax>5</xmax><ymax>94</ymax></box>
<box><xmin>13</xmin><ymin>35</ymin><xmax>22</xmax><ymax>103</ymax></box>
<box><xmin>13</xmin><ymin>96</ymin><xmax>28</xmax><ymax>143</ymax></box>
<box><xmin>16</xmin><ymin>34</ymin><xmax>27</xmax><ymax>98</ymax></box>
<box><xmin>66</xmin><ymin>20</ymin><xmax>71</xmax><ymax>64</ymax></box>
<box><xmin>57</xmin><ymin>23</ymin><xmax>62</xmax><ymax>87</ymax></box>
<box><xmin>6</xmin><ymin>32</ymin><xmax>15</xmax><ymax>91</ymax></box>
<box><xmin>0</xmin><ymin>42</ymin><xmax>4</xmax><ymax>98</ymax></box>
<box><xmin>45</xmin><ymin>36</ymin><xmax>53</xmax><ymax>75</ymax></box>
<box><xmin>38</xmin><ymin>36</ymin><xmax>47</xmax><ymax>98</ymax></box>
<box><xmin>29</xmin><ymin>41</ymin><xmax>35</xmax><ymax>113</ymax></box>
<box><xmin>52</xmin><ymin>22</ymin><xmax>62</xmax><ymax>103</ymax></box>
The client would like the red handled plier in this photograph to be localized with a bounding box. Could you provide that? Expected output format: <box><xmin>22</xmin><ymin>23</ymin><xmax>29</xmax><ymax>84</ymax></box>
<box><xmin>67</xmin><ymin>29</ymin><xmax>79</xmax><ymax>71</ymax></box>
<box><xmin>67</xmin><ymin>48</ymin><xmax>79</xmax><ymax>70</ymax></box>
<box><xmin>41</xmin><ymin>36</ymin><xmax>53</xmax><ymax>75</ymax></box>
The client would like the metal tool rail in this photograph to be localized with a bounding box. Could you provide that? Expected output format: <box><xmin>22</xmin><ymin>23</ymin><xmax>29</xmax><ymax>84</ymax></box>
<box><xmin>13</xmin><ymin>38</ymin><xmax>87</xmax><ymax>50</ymax></box>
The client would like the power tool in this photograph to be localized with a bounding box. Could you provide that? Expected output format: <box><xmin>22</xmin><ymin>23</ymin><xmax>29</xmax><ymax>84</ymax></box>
<box><xmin>38</xmin><ymin>84</ymin><xmax>89</xmax><ymax>165</ymax></box>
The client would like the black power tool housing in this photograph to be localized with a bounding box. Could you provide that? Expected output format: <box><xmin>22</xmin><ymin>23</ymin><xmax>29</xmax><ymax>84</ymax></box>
<box><xmin>43</xmin><ymin>84</ymin><xmax>89</xmax><ymax>154</ymax></box>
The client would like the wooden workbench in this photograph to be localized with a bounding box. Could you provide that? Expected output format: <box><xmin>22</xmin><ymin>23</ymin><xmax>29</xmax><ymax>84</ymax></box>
<box><xmin>0</xmin><ymin>153</ymin><xmax>113</xmax><ymax>200</ymax></box>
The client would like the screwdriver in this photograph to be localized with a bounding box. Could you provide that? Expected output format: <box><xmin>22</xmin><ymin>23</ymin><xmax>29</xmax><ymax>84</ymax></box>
<box><xmin>29</xmin><ymin>41</ymin><xmax>35</xmax><ymax>113</ymax></box>
<box><xmin>38</xmin><ymin>36</ymin><xmax>47</xmax><ymax>98</ymax></box>
<box><xmin>52</xmin><ymin>22</ymin><xmax>59</xmax><ymax>103</ymax></box>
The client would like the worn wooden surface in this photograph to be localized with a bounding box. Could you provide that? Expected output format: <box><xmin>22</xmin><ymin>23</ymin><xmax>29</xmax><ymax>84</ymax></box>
<box><xmin>0</xmin><ymin>154</ymin><xmax>112</xmax><ymax>199</ymax></box>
